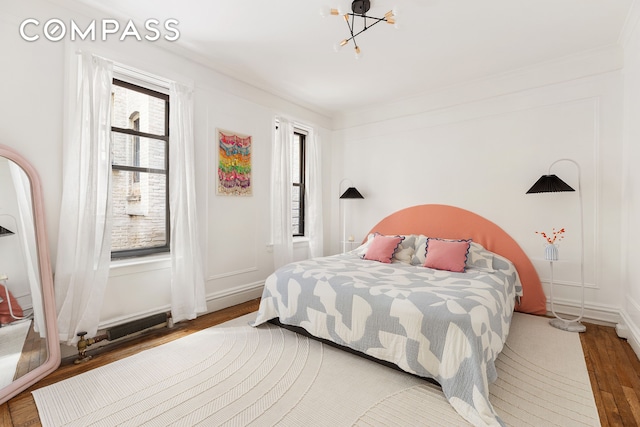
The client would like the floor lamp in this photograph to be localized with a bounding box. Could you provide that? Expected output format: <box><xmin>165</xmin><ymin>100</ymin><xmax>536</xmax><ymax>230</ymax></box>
<box><xmin>526</xmin><ymin>158</ymin><xmax>586</xmax><ymax>333</ymax></box>
<box><xmin>339</xmin><ymin>186</ymin><xmax>364</xmax><ymax>252</ymax></box>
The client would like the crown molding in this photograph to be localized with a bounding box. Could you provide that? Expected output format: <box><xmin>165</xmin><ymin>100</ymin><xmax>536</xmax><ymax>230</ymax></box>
<box><xmin>332</xmin><ymin>44</ymin><xmax>624</xmax><ymax>130</ymax></box>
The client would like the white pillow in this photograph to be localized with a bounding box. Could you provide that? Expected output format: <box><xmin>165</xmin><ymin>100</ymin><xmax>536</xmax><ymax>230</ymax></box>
<box><xmin>410</xmin><ymin>235</ymin><xmax>429</xmax><ymax>265</ymax></box>
<box><xmin>393</xmin><ymin>234</ymin><xmax>417</xmax><ymax>264</ymax></box>
<box><xmin>466</xmin><ymin>242</ymin><xmax>495</xmax><ymax>272</ymax></box>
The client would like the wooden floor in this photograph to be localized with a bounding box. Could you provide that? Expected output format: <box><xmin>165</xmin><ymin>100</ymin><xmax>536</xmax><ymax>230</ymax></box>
<box><xmin>14</xmin><ymin>323</ymin><xmax>48</xmax><ymax>382</ymax></box>
<box><xmin>580</xmin><ymin>322</ymin><xmax>640</xmax><ymax>426</ymax></box>
<box><xmin>1</xmin><ymin>300</ymin><xmax>638</xmax><ymax>426</ymax></box>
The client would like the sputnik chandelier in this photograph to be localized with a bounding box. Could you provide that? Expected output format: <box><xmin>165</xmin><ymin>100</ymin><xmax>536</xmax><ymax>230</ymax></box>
<box><xmin>322</xmin><ymin>0</ymin><xmax>398</xmax><ymax>59</ymax></box>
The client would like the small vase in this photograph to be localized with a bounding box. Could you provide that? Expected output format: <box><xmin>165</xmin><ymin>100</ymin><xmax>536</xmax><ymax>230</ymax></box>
<box><xmin>544</xmin><ymin>243</ymin><xmax>559</xmax><ymax>261</ymax></box>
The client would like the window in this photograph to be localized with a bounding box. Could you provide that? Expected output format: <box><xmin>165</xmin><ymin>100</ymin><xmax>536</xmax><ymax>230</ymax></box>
<box><xmin>131</xmin><ymin>113</ymin><xmax>141</xmax><ymax>184</ymax></box>
<box><xmin>292</xmin><ymin>131</ymin><xmax>306</xmax><ymax>237</ymax></box>
<box><xmin>110</xmin><ymin>79</ymin><xmax>169</xmax><ymax>258</ymax></box>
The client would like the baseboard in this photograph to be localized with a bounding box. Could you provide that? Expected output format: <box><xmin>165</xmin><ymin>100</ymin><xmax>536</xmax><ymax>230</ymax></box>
<box><xmin>618</xmin><ymin>310</ymin><xmax>640</xmax><ymax>361</ymax></box>
<box><xmin>546</xmin><ymin>297</ymin><xmax>620</xmax><ymax>326</ymax></box>
<box><xmin>204</xmin><ymin>281</ymin><xmax>264</xmax><ymax>313</ymax></box>
<box><xmin>97</xmin><ymin>282</ymin><xmax>264</xmax><ymax>331</ymax></box>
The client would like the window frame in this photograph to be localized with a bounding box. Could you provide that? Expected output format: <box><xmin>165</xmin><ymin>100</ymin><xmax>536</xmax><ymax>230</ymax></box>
<box><xmin>110</xmin><ymin>78</ymin><xmax>171</xmax><ymax>259</ymax></box>
<box><xmin>292</xmin><ymin>130</ymin><xmax>306</xmax><ymax>237</ymax></box>
<box><xmin>131</xmin><ymin>113</ymin><xmax>141</xmax><ymax>184</ymax></box>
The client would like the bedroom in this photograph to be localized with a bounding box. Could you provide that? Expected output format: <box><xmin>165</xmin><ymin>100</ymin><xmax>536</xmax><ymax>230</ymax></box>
<box><xmin>0</xmin><ymin>0</ymin><xmax>639</xmax><ymax>425</ymax></box>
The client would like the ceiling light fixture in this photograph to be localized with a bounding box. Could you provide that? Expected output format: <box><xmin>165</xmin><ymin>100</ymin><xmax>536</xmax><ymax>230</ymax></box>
<box><xmin>321</xmin><ymin>0</ymin><xmax>398</xmax><ymax>59</ymax></box>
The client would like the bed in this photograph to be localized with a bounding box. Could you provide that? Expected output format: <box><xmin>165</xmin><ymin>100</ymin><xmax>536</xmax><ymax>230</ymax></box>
<box><xmin>252</xmin><ymin>204</ymin><xmax>546</xmax><ymax>427</ymax></box>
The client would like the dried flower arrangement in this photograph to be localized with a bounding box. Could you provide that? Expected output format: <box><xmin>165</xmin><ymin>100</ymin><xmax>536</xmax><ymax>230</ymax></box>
<box><xmin>535</xmin><ymin>228</ymin><xmax>565</xmax><ymax>244</ymax></box>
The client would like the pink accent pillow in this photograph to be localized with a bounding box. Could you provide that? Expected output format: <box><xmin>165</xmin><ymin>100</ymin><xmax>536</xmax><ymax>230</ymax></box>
<box><xmin>423</xmin><ymin>238</ymin><xmax>471</xmax><ymax>272</ymax></box>
<box><xmin>363</xmin><ymin>234</ymin><xmax>404</xmax><ymax>263</ymax></box>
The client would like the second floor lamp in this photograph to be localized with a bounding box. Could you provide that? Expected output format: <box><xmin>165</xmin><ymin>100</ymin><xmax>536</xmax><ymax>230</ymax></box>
<box><xmin>340</xmin><ymin>185</ymin><xmax>364</xmax><ymax>252</ymax></box>
<box><xmin>526</xmin><ymin>158</ymin><xmax>586</xmax><ymax>333</ymax></box>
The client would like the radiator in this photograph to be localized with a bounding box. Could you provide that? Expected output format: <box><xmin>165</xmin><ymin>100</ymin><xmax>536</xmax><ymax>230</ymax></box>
<box><xmin>106</xmin><ymin>312</ymin><xmax>168</xmax><ymax>341</ymax></box>
<box><xmin>75</xmin><ymin>312</ymin><xmax>169</xmax><ymax>364</ymax></box>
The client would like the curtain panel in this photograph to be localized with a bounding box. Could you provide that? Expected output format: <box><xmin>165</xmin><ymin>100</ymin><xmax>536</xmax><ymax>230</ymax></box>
<box><xmin>168</xmin><ymin>82</ymin><xmax>207</xmax><ymax>322</ymax></box>
<box><xmin>271</xmin><ymin>118</ymin><xmax>294</xmax><ymax>269</ymax></box>
<box><xmin>55</xmin><ymin>52</ymin><xmax>114</xmax><ymax>345</ymax></box>
<box><xmin>306</xmin><ymin>129</ymin><xmax>323</xmax><ymax>258</ymax></box>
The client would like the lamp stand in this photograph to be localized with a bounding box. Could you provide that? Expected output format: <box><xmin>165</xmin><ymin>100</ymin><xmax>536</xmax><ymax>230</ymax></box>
<box><xmin>548</xmin><ymin>261</ymin><xmax>586</xmax><ymax>332</ymax></box>
<box><xmin>342</xmin><ymin>203</ymin><xmax>347</xmax><ymax>253</ymax></box>
<box><xmin>547</xmin><ymin>158</ymin><xmax>586</xmax><ymax>333</ymax></box>
<box><xmin>549</xmin><ymin>318</ymin><xmax>586</xmax><ymax>332</ymax></box>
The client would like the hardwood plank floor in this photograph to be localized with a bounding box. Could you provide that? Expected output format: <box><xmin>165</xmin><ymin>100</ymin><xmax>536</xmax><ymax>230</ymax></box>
<box><xmin>1</xmin><ymin>302</ymin><xmax>638</xmax><ymax>426</ymax></box>
<box><xmin>14</xmin><ymin>324</ymin><xmax>47</xmax><ymax>381</ymax></box>
<box><xmin>581</xmin><ymin>322</ymin><xmax>640</xmax><ymax>427</ymax></box>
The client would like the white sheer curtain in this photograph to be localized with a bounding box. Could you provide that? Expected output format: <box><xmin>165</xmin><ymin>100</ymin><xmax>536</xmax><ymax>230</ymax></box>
<box><xmin>168</xmin><ymin>82</ymin><xmax>207</xmax><ymax>322</ymax></box>
<box><xmin>305</xmin><ymin>129</ymin><xmax>323</xmax><ymax>258</ymax></box>
<box><xmin>271</xmin><ymin>118</ymin><xmax>294</xmax><ymax>269</ymax></box>
<box><xmin>9</xmin><ymin>163</ymin><xmax>44</xmax><ymax>336</ymax></box>
<box><xmin>55</xmin><ymin>52</ymin><xmax>114</xmax><ymax>345</ymax></box>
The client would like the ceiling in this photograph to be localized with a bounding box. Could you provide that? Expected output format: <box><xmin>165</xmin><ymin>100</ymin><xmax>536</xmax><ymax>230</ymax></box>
<box><xmin>73</xmin><ymin>0</ymin><xmax>633</xmax><ymax>117</ymax></box>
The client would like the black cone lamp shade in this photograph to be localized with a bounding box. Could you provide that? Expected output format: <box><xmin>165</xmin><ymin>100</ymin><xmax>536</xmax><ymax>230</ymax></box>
<box><xmin>0</xmin><ymin>226</ymin><xmax>14</xmax><ymax>237</ymax></box>
<box><xmin>526</xmin><ymin>174</ymin><xmax>575</xmax><ymax>194</ymax></box>
<box><xmin>340</xmin><ymin>187</ymin><xmax>364</xmax><ymax>199</ymax></box>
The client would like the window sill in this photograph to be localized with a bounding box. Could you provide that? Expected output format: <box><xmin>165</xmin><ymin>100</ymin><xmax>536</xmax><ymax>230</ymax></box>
<box><xmin>109</xmin><ymin>253</ymin><xmax>171</xmax><ymax>277</ymax></box>
<box><xmin>293</xmin><ymin>237</ymin><xmax>310</xmax><ymax>245</ymax></box>
<box><xmin>265</xmin><ymin>238</ymin><xmax>309</xmax><ymax>252</ymax></box>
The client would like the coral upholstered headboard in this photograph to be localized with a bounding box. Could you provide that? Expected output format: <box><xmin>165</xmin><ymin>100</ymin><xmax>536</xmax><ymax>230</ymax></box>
<box><xmin>365</xmin><ymin>204</ymin><xmax>547</xmax><ymax>315</ymax></box>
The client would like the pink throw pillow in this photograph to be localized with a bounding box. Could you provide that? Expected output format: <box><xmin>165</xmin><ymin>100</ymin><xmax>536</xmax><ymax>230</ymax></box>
<box><xmin>423</xmin><ymin>238</ymin><xmax>471</xmax><ymax>272</ymax></box>
<box><xmin>363</xmin><ymin>234</ymin><xmax>404</xmax><ymax>263</ymax></box>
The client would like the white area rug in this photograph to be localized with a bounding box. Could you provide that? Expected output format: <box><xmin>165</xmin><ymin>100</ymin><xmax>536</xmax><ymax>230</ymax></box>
<box><xmin>33</xmin><ymin>313</ymin><xmax>599</xmax><ymax>427</ymax></box>
<box><xmin>0</xmin><ymin>320</ymin><xmax>31</xmax><ymax>388</ymax></box>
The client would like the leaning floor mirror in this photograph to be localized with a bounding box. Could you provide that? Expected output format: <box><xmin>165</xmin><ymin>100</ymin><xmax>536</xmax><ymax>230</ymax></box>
<box><xmin>0</xmin><ymin>144</ymin><xmax>60</xmax><ymax>404</ymax></box>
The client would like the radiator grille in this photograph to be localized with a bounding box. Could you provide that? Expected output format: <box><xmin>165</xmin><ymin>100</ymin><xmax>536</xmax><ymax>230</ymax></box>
<box><xmin>106</xmin><ymin>313</ymin><xmax>167</xmax><ymax>341</ymax></box>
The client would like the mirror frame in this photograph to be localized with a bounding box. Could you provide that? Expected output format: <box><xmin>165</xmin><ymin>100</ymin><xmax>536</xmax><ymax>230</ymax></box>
<box><xmin>0</xmin><ymin>144</ymin><xmax>60</xmax><ymax>404</ymax></box>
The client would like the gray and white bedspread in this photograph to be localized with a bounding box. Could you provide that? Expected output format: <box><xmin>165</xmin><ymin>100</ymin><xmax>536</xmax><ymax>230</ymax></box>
<box><xmin>251</xmin><ymin>250</ymin><xmax>523</xmax><ymax>427</ymax></box>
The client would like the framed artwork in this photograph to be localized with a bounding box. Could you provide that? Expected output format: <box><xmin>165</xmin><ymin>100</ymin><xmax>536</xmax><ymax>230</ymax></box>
<box><xmin>216</xmin><ymin>129</ymin><xmax>252</xmax><ymax>196</ymax></box>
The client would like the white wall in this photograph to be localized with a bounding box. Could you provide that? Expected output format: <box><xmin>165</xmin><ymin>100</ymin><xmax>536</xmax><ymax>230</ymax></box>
<box><xmin>620</xmin><ymin>4</ymin><xmax>640</xmax><ymax>356</ymax></box>
<box><xmin>1</xmin><ymin>0</ymin><xmax>332</xmax><ymax>339</ymax></box>
<box><xmin>331</xmin><ymin>47</ymin><xmax>625</xmax><ymax>325</ymax></box>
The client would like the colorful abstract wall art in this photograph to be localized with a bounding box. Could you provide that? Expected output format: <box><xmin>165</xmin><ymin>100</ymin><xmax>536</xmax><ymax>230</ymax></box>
<box><xmin>216</xmin><ymin>129</ymin><xmax>252</xmax><ymax>196</ymax></box>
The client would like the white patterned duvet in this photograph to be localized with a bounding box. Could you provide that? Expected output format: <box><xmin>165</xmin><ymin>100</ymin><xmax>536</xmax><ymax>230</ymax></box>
<box><xmin>252</xmin><ymin>248</ymin><xmax>523</xmax><ymax>426</ymax></box>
